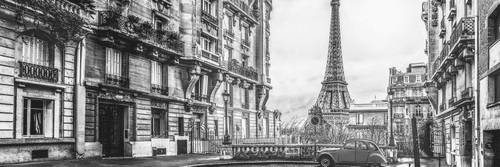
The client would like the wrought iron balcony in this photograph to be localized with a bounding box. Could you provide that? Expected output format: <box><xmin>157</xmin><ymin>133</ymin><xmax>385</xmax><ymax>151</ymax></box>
<box><xmin>201</xmin><ymin>50</ymin><xmax>220</xmax><ymax>63</ymax></box>
<box><xmin>19</xmin><ymin>61</ymin><xmax>59</xmax><ymax>83</ymax></box>
<box><xmin>448</xmin><ymin>97</ymin><xmax>456</xmax><ymax>107</ymax></box>
<box><xmin>228</xmin><ymin>59</ymin><xmax>259</xmax><ymax>81</ymax></box>
<box><xmin>192</xmin><ymin>93</ymin><xmax>208</xmax><ymax>102</ymax></box>
<box><xmin>439</xmin><ymin>103</ymin><xmax>446</xmax><ymax>112</ymax></box>
<box><xmin>449</xmin><ymin>17</ymin><xmax>475</xmax><ymax>53</ymax></box>
<box><xmin>461</xmin><ymin>87</ymin><xmax>473</xmax><ymax>99</ymax></box>
<box><xmin>242</xmin><ymin>39</ymin><xmax>250</xmax><ymax>47</ymax></box>
<box><xmin>201</xmin><ymin>10</ymin><xmax>218</xmax><ymax>26</ymax></box>
<box><xmin>105</xmin><ymin>74</ymin><xmax>129</xmax><ymax>88</ymax></box>
<box><xmin>225</xmin><ymin>0</ymin><xmax>258</xmax><ymax>24</ymax></box>
<box><xmin>151</xmin><ymin>84</ymin><xmax>168</xmax><ymax>95</ymax></box>
<box><xmin>97</xmin><ymin>11</ymin><xmax>185</xmax><ymax>55</ymax></box>
<box><xmin>224</xmin><ymin>30</ymin><xmax>234</xmax><ymax>38</ymax></box>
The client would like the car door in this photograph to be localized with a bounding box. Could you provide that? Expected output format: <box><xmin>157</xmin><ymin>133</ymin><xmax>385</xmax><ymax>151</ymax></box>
<box><xmin>338</xmin><ymin>140</ymin><xmax>356</xmax><ymax>162</ymax></box>
<box><xmin>355</xmin><ymin>141</ymin><xmax>370</xmax><ymax>163</ymax></box>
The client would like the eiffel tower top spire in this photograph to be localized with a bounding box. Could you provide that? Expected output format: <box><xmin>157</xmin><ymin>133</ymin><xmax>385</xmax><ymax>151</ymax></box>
<box><xmin>314</xmin><ymin>0</ymin><xmax>351</xmax><ymax>113</ymax></box>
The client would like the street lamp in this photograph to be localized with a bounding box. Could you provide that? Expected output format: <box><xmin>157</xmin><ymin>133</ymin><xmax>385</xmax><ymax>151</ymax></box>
<box><xmin>222</xmin><ymin>89</ymin><xmax>231</xmax><ymax>145</ymax></box>
<box><xmin>387</xmin><ymin>90</ymin><xmax>398</xmax><ymax>163</ymax></box>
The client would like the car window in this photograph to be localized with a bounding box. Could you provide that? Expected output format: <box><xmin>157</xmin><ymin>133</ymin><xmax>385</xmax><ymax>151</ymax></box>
<box><xmin>343</xmin><ymin>141</ymin><xmax>355</xmax><ymax>150</ymax></box>
<box><xmin>369</xmin><ymin>143</ymin><xmax>379</xmax><ymax>151</ymax></box>
<box><xmin>356</xmin><ymin>141</ymin><xmax>368</xmax><ymax>150</ymax></box>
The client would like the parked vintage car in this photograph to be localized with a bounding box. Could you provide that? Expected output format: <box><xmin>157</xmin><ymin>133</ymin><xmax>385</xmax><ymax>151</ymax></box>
<box><xmin>316</xmin><ymin>139</ymin><xmax>387</xmax><ymax>167</ymax></box>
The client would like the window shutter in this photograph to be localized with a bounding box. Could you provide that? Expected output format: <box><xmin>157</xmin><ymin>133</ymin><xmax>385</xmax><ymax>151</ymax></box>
<box><xmin>202</xmin><ymin>75</ymin><xmax>208</xmax><ymax>96</ymax></box>
<box><xmin>162</xmin><ymin>64</ymin><xmax>168</xmax><ymax>90</ymax></box>
<box><xmin>122</xmin><ymin>53</ymin><xmax>128</xmax><ymax>78</ymax></box>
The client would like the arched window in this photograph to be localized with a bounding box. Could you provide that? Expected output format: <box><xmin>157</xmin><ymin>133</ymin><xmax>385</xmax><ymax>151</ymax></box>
<box><xmin>21</xmin><ymin>31</ymin><xmax>53</xmax><ymax>67</ymax></box>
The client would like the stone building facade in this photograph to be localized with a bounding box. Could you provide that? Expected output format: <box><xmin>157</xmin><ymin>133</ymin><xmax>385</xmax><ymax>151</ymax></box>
<box><xmin>478</xmin><ymin>1</ymin><xmax>500</xmax><ymax>167</ymax></box>
<box><xmin>421</xmin><ymin>0</ymin><xmax>475</xmax><ymax>166</ymax></box>
<box><xmin>347</xmin><ymin>100</ymin><xmax>388</xmax><ymax>145</ymax></box>
<box><xmin>0</xmin><ymin>0</ymin><xmax>278</xmax><ymax>163</ymax></box>
<box><xmin>387</xmin><ymin>63</ymin><xmax>433</xmax><ymax>153</ymax></box>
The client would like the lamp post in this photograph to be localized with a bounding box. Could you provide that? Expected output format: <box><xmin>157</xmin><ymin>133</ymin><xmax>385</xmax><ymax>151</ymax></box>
<box><xmin>387</xmin><ymin>90</ymin><xmax>397</xmax><ymax>163</ymax></box>
<box><xmin>222</xmin><ymin>90</ymin><xmax>231</xmax><ymax>145</ymax></box>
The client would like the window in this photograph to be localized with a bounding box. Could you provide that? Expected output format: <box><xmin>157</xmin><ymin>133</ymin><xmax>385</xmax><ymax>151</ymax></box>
<box><xmin>392</xmin><ymin>77</ymin><xmax>397</xmax><ymax>84</ymax></box>
<box><xmin>241</xmin><ymin>117</ymin><xmax>247</xmax><ymax>138</ymax></box>
<box><xmin>151</xmin><ymin>110</ymin><xmax>167</xmax><ymax>137</ymax></box>
<box><xmin>404</xmin><ymin>76</ymin><xmax>409</xmax><ymax>83</ymax></box>
<box><xmin>23</xmin><ymin>98</ymin><xmax>51</xmax><ymax>136</ymax></box>
<box><xmin>416</xmin><ymin>75</ymin><xmax>422</xmax><ymax>82</ymax></box>
<box><xmin>356</xmin><ymin>141</ymin><xmax>368</xmax><ymax>150</ymax></box>
<box><xmin>214</xmin><ymin>120</ymin><xmax>219</xmax><ymax>137</ymax></box>
<box><xmin>415</xmin><ymin>105</ymin><xmax>422</xmax><ymax>117</ymax></box>
<box><xmin>225</xmin><ymin>15</ymin><xmax>233</xmax><ymax>32</ymax></box>
<box><xmin>106</xmin><ymin>48</ymin><xmax>123</xmax><ymax>77</ymax></box>
<box><xmin>264</xmin><ymin>116</ymin><xmax>269</xmax><ymax>138</ymax></box>
<box><xmin>178</xmin><ymin>117</ymin><xmax>184</xmax><ymax>136</ymax></box>
<box><xmin>203</xmin><ymin>0</ymin><xmax>213</xmax><ymax>16</ymax></box>
<box><xmin>242</xmin><ymin>55</ymin><xmax>248</xmax><ymax>67</ymax></box>
<box><xmin>21</xmin><ymin>33</ymin><xmax>51</xmax><ymax>67</ymax></box>
<box><xmin>488</xmin><ymin>6</ymin><xmax>500</xmax><ymax>45</ymax></box>
<box><xmin>356</xmin><ymin>114</ymin><xmax>363</xmax><ymax>124</ymax></box>
<box><xmin>494</xmin><ymin>72</ymin><xmax>500</xmax><ymax>102</ymax></box>
<box><xmin>202</xmin><ymin>37</ymin><xmax>214</xmax><ymax>53</ymax></box>
<box><xmin>151</xmin><ymin>61</ymin><xmax>162</xmax><ymax>86</ymax></box>
<box><xmin>343</xmin><ymin>141</ymin><xmax>355</xmax><ymax>149</ymax></box>
<box><xmin>229</xmin><ymin>84</ymin><xmax>234</xmax><ymax>107</ymax></box>
<box><xmin>156</xmin><ymin>21</ymin><xmax>163</xmax><ymax>30</ymax></box>
<box><xmin>193</xmin><ymin>75</ymin><xmax>208</xmax><ymax>101</ymax></box>
<box><xmin>369</xmin><ymin>143</ymin><xmax>379</xmax><ymax>151</ymax></box>
<box><xmin>242</xmin><ymin>26</ymin><xmax>249</xmax><ymax>45</ymax></box>
<box><xmin>223</xmin><ymin>46</ymin><xmax>232</xmax><ymax>61</ymax></box>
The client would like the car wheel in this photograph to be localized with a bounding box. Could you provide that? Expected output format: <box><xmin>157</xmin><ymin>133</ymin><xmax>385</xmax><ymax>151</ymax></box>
<box><xmin>318</xmin><ymin>156</ymin><xmax>334</xmax><ymax>167</ymax></box>
<box><xmin>368</xmin><ymin>163</ymin><xmax>381</xmax><ymax>167</ymax></box>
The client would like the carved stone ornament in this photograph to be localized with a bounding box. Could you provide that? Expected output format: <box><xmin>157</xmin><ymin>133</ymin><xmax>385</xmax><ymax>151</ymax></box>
<box><xmin>248</xmin><ymin>83</ymin><xmax>254</xmax><ymax>90</ymax></box>
<box><xmin>209</xmin><ymin>102</ymin><xmax>216</xmax><ymax>114</ymax></box>
<box><xmin>150</xmin><ymin>49</ymin><xmax>159</xmax><ymax>59</ymax></box>
<box><xmin>98</xmin><ymin>92</ymin><xmax>134</xmax><ymax>102</ymax></box>
<box><xmin>191</xmin><ymin>105</ymin><xmax>207</xmax><ymax>114</ymax></box>
<box><xmin>152</xmin><ymin>100</ymin><xmax>168</xmax><ymax>109</ymax></box>
<box><xmin>170</xmin><ymin>57</ymin><xmax>179</xmax><ymax>66</ymax></box>
<box><xmin>257</xmin><ymin>110</ymin><xmax>262</xmax><ymax>119</ymax></box>
<box><xmin>134</xmin><ymin>44</ymin><xmax>144</xmax><ymax>53</ymax></box>
<box><xmin>185</xmin><ymin>99</ymin><xmax>194</xmax><ymax>112</ymax></box>
<box><xmin>232</xmin><ymin>78</ymin><xmax>241</xmax><ymax>85</ymax></box>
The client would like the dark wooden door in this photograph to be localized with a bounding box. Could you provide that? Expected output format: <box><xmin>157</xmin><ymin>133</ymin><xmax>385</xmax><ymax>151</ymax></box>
<box><xmin>177</xmin><ymin>140</ymin><xmax>187</xmax><ymax>154</ymax></box>
<box><xmin>493</xmin><ymin>131</ymin><xmax>500</xmax><ymax>166</ymax></box>
<box><xmin>99</xmin><ymin>104</ymin><xmax>124</xmax><ymax>157</ymax></box>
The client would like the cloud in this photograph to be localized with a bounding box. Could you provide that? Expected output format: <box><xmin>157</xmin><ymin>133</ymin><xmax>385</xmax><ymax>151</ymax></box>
<box><xmin>267</xmin><ymin>0</ymin><xmax>427</xmax><ymax>122</ymax></box>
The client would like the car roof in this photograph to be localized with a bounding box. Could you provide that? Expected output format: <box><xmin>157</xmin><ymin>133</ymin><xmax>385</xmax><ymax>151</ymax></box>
<box><xmin>346</xmin><ymin>138</ymin><xmax>376</xmax><ymax>143</ymax></box>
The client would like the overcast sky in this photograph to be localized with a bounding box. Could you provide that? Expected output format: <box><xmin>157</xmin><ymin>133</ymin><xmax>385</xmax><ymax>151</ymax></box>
<box><xmin>267</xmin><ymin>0</ymin><xmax>428</xmax><ymax>122</ymax></box>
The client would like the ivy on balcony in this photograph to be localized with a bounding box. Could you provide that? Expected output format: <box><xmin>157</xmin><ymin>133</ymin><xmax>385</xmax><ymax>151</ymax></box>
<box><xmin>8</xmin><ymin>0</ymin><xmax>95</xmax><ymax>46</ymax></box>
<box><xmin>98</xmin><ymin>7</ymin><xmax>184</xmax><ymax>55</ymax></box>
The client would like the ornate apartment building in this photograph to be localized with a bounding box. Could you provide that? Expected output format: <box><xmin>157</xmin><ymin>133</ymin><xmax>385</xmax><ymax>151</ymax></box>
<box><xmin>0</xmin><ymin>0</ymin><xmax>278</xmax><ymax>163</ymax></box>
<box><xmin>387</xmin><ymin>63</ymin><xmax>432</xmax><ymax>152</ymax></box>
<box><xmin>421</xmin><ymin>0</ymin><xmax>475</xmax><ymax>166</ymax></box>
<box><xmin>347</xmin><ymin>100</ymin><xmax>388</xmax><ymax>145</ymax></box>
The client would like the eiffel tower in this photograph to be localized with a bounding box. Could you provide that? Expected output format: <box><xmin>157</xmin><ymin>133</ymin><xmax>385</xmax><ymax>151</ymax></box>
<box><xmin>311</xmin><ymin>0</ymin><xmax>351</xmax><ymax>124</ymax></box>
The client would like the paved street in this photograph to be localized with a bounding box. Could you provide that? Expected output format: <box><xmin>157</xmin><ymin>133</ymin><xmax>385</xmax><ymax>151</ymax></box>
<box><xmin>2</xmin><ymin>154</ymin><xmax>451</xmax><ymax>167</ymax></box>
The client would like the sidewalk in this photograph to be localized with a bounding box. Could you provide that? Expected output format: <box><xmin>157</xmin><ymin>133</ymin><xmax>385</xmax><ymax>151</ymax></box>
<box><xmin>2</xmin><ymin>154</ymin><xmax>225</xmax><ymax>167</ymax></box>
<box><xmin>2</xmin><ymin>154</ymin><xmax>452</xmax><ymax>167</ymax></box>
<box><xmin>385</xmin><ymin>157</ymin><xmax>451</xmax><ymax>167</ymax></box>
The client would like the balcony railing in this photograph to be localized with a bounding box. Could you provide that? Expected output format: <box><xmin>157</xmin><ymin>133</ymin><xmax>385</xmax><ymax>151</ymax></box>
<box><xmin>202</xmin><ymin>50</ymin><xmax>220</xmax><ymax>63</ymax></box>
<box><xmin>97</xmin><ymin>11</ymin><xmax>185</xmax><ymax>55</ymax></box>
<box><xmin>228</xmin><ymin>59</ymin><xmax>259</xmax><ymax>81</ymax></box>
<box><xmin>450</xmin><ymin>17</ymin><xmax>475</xmax><ymax>52</ymax></box>
<box><xmin>19</xmin><ymin>61</ymin><xmax>59</xmax><ymax>83</ymax></box>
<box><xmin>192</xmin><ymin>93</ymin><xmax>208</xmax><ymax>102</ymax></box>
<box><xmin>201</xmin><ymin>10</ymin><xmax>218</xmax><ymax>26</ymax></box>
<box><xmin>439</xmin><ymin>103</ymin><xmax>446</xmax><ymax>112</ymax></box>
<box><xmin>151</xmin><ymin>84</ymin><xmax>168</xmax><ymax>95</ymax></box>
<box><xmin>224</xmin><ymin>29</ymin><xmax>234</xmax><ymax>38</ymax></box>
<box><xmin>461</xmin><ymin>87</ymin><xmax>473</xmax><ymax>99</ymax></box>
<box><xmin>105</xmin><ymin>74</ymin><xmax>129</xmax><ymax>88</ymax></box>
<box><xmin>242</xmin><ymin>39</ymin><xmax>250</xmax><ymax>47</ymax></box>
<box><xmin>266</xmin><ymin>77</ymin><xmax>271</xmax><ymax>84</ymax></box>
<box><xmin>448</xmin><ymin>97</ymin><xmax>456</xmax><ymax>107</ymax></box>
<box><xmin>226</xmin><ymin>0</ymin><xmax>257</xmax><ymax>23</ymax></box>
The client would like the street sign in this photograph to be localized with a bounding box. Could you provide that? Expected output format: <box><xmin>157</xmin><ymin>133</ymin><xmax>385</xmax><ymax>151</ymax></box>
<box><xmin>311</xmin><ymin>116</ymin><xmax>320</xmax><ymax>126</ymax></box>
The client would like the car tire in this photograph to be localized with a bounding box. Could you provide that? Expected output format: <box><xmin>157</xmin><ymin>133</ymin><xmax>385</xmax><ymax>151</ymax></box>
<box><xmin>318</xmin><ymin>156</ymin><xmax>334</xmax><ymax>167</ymax></box>
<box><xmin>368</xmin><ymin>163</ymin><xmax>381</xmax><ymax>167</ymax></box>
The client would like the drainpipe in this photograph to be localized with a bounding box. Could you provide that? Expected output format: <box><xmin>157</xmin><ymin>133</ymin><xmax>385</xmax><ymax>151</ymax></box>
<box><xmin>74</xmin><ymin>39</ymin><xmax>87</xmax><ymax>158</ymax></box>
<box><xmin>473</xmin><ymin>0</ymin><xmax>480</xmax><ymax>166</ymax></box>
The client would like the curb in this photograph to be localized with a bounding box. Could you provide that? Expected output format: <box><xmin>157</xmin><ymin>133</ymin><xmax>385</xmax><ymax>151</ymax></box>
<box><xmin>184</xmin><ymin>161</ymin><xmax>318</xmax><ymax>167</ymax></box>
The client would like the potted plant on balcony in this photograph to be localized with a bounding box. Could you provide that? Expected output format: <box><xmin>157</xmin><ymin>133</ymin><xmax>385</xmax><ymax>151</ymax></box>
<box><xmin>138</xmin><ymin>22</ymin><xmax>154</xmax><ymax>39</ymax></box>
<box><xmin>156</xmin><ymin>29</ymin><xmax>168</xmax><ymax>43</ymax></box>
<box><xmin>104</xmin><ymin>5</ymin><xmax>123</xmax><ymax>29</ymax></box>
<box><xmin>125</xmin><ymin>15</ymin><xmax>140</xmax><ymax>33</ymax></box>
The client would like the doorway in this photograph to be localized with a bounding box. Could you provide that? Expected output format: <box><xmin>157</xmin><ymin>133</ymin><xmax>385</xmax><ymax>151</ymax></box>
<box><xmin>99</xmin><ymin>104</ymin><xmax>125</xmax><ymax>157</ymax></box>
